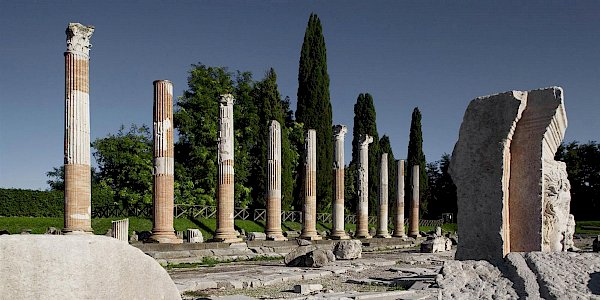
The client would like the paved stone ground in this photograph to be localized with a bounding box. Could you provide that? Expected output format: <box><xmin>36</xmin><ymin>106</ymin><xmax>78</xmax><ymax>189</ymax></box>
<box><xmin>172</xmin><ymin>248</ymin><xmax>452</xmax><ymax>299</ymax></box>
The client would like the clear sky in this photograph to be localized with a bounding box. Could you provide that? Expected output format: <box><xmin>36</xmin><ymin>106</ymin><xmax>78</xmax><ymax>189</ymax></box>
<box><xmin>1</xmin><ymin>1</ymin><xmax>598</xmax><ymax>190</ymax></box>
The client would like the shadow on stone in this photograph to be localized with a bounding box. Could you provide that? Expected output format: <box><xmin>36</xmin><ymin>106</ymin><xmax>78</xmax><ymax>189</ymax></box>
<box><xmin>588</xmin><ymin>272</ymin><xmax>600</xmax><ymax>295</ymax></box>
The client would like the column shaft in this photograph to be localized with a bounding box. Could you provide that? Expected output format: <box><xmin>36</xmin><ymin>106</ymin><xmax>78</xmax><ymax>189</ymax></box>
<box><xmin>393</xmin><ymin>160</ymin><xmax>406</xmax><ymax>237</ymax></box>
<box><xmin>331</xmin><ymin>125</ymin><xmax>348</xmax><ymax>239</ymax></box>
<box><xmin>266</xmin><ymin>120</ymin><xmax>286</xmax><ymax>240</ymax></box>
<box><xmin>64</xmin><ymin>23</ymin><xmax>94</xmax><ymax>234</ymax></box>
<box><xmin>408</xmin><ymin>164</ymin><xmax>421</xmax><ymax>237</ymax></box>
<box><xmin>376</xmin><ymin>153</ymin><xmax>391</xmax><ymax>238</ymax></box>
<box><xmin>300</xmin><ymin>129</ymin><xmax>321</xmax><ymax>240</ymax></box>
<box><xmin>356</xmin><ymin>134</ymin><xmax>373</xmax><ymax>238</ymax></box>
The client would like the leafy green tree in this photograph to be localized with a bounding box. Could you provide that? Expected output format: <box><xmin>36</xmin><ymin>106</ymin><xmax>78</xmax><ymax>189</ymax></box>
<box><xmin>46</xmin><ymin>165</ymin><xmax>114</xmax><ymax>207</ymax></box>
<box><xmin>555</xmin><ymin>141</ymin><xmax>600</xmax><ymax>220</ymax></box>
<box><xmin>405</xmin><ymin>107</ymin><xmax>429</xmax><ymax>216</ymax></box>
<box><xmin>379</xmin><ymin>135</ymin><xmax>397</xmax><ymax>217</ymax></box>
<box><xmin>296</xmin><ymin>13</ymin><xmax>334</xmax><ymax>212</ymax></box>
<box><xmin>249</xmin><ymin>68</ymin><xmax>297</xmax><ymax>210</ymax></box>
<box><xmin>92</xmin><ymin>124</ymin><xmax>153</xmax><ymax>207</ymax></box>
<box><xmin>174</xmin><ymin>64</ymin><xmax>234</xmax><ymax>206</ymax></box>
<box><xmin>426</xmin><ymin>154</ymin><xmax>457</xmax><ymax>219</ymax></box>
<box><xmin>46</xmin><ymin>166</ymin><xmax>65</xmax><ymax>191</ymax></box>
<box><xmin>350</xmin><ymin>93</ymin><xmax>380</xmax><ymax>215</ymax></box>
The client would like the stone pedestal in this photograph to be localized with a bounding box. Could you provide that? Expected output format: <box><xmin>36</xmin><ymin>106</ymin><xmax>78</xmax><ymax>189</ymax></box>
<box><xmin>63</xmin><ymin>23</ymin><xmax>94</xmax><ymax>234</ymax></box>
<box><xmin>300</xmin><ymin>129</ymin><xmax>321</xmax><ymax>240</ymax></box>
<box><xmin>330</xmin><ymin>125</ymin><xmax>349</xmax><ymax>240</ymax></box>
<box><xmin>393</xmin><ymin>160</ymin><xmax>406</xmax><ymax>237</ymax></box>
<box><xmin>408</xmin><ymin>164</ymin><xmax>421</xmax><ymax>238</ymax></box>
<box><xmin>214</xmin><ymin>94</ymin><xmax>241</xmax><ymax>242</ymax></box>
<box><xmin>355</xmin><ymin>134</ymin><xmax>373</xmax><ymax>239</ymax></box>
<box><xmin>266</xmin><ymin>120</ymin><xmax>286</xmax><ymax>241</ymax></box>
<box><xmin>150</xmin><ymin>80</ymin><xmax>181</xmax><ymax>244</ymax></box>
<box><xmin>376</xmin><ymin>153</ymin><xmax>391</xmax><ymax>238</ymax></box>
<box><xmin>111</xmin><ymin>219</ymin><xmax>129</xmax><ymax>242</ymax></box>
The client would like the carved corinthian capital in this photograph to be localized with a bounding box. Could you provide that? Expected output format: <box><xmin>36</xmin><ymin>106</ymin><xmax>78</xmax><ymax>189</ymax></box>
<box><xmin>66</xmin><ymin>23</ymin><xmax>94</xmax><ymax>56</ymax></box>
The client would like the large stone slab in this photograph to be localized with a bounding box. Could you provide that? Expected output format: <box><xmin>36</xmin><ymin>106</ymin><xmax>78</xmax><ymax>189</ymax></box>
<box><xmin>449</xmin><ymin>90</ymin><xmax>527</xmax><ymax>261</ymax></box>
<box><xmin>0</xmin><ymin>235</ymin><xmax>181</xmax><ymax>299</ymax></box>
<box><xmin>437</xmin><ymin>260</ymin><xmax>518</xmax><ymax>299</ymax></box>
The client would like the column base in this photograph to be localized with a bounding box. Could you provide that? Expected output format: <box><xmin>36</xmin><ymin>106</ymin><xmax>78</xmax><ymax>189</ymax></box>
<box><xmin>211</xmin><ymin>237</ymin><xmax>244</xmax><ymax>243</ymax></box>
<box><xmin>62</xmin><ymin>229</ymin><xmax>93</xmax><ymax>235</ymax></box>
<box><xmin>149</xmin><ymin>233</ymin><xmax>183</xmax><ymax>244</ymax></box>
<box><xmin>355</xmin><ymin>233</ymin><xmax>372</xmax><ymax>239</ymax></box>
<box><xmin>299</xmin><ymin>232</ymin><xmax>322</xmax><ymax>240</ymax></box>
<box><xmin>392</xmin><ymin>232</ymin><xmax>407</xmax><ymax>238</ymax></box>
<box><xmin>408</xmin><ymin>233</ymin><xmax>421</xmax><ymax>238</ymax></box>
<box><xmin>266</xmin><ymin>234</ymin><xmax>288</xmax><ymax>241</ymax></box>
<box><xmin>375</xmin><ymin>233</ymin><xmax>392</xmax><ymax>238</ymax></box>
<box><xmin>329</xmin><ymin>231</ymin><xmax>350</xmax><ymax>240</ymax></box>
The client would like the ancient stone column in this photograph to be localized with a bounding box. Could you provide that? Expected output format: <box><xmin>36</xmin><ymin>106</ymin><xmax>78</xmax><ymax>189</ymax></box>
<box><xmin>266</xmin><ymin>120</ymin><xmax>286</xmax><ymax>241</ymax></box>
<box><xmin>330</xmin><ymin>125</ymin><xmax>349</xmax><ymax>240</ymax></box>
<box><xmin>63</xmin><ymin>23</ymin><xmax>94</xmax><ymax>234</ymax></box>
<box><xmin>376</xmin><ymin>153</ymin><xmax>391</xmax><ymax>238</ymax></box>
<box><xmin>111</xmin><ymin>218</ymin><xmax>129</xmax><ymax>242</ymax></box>
<box><xmin>408</xmin><ymin>164</ymin><xmax>421</xmax><ymax>238</ymax></box>
<box><xmin>214</xmin><ymin>94</ymin><xmax>241</xmax><ymax>242</ymax></box>
<box><xmin>300</xmin><ymin>129</ymin><xmax>321</xmax><ymax>240</ymax></box>
<box><xmin>393</xmin><ymin>160</ymin><xmax>406</xmax><ymax>237</ymax></box>
<box><xmin>150</xmin><ymin>80</ymin><xmax>181</xmax><ymax>244</ymax></box>
<box><xmin>356</xmin><ymin>134</ymin><xmax>373</xmax><ymax>239</ymax></box>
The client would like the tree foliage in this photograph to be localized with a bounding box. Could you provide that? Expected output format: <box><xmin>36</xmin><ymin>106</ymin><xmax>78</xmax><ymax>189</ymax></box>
<box><xmin>426</xmin><ymin>154</ymin><xmax>456</xmax><ymax>219</ymax></box>
<box><xmin>296</xmin><ymin>13</ymin><xmax>334</xmax><ymax>212</ymax></box>
<box><xmin>349</xmin><ymin>93</ymin><xmax>380</xmax><ymax>215</ymax></box>
<box><xmin>92</xmin><ymin>124</ymin><xmax>153</xmax><ymax>207</ymax></box>
<box><xmin>555</xmin><ymin>141</ymin><xmax>600</xmax><ymax>220</ymax></box>
<box><xmin>406</xmin><ymin>107</ymin><xmax>429</xmax><ymax>216</ymax></box>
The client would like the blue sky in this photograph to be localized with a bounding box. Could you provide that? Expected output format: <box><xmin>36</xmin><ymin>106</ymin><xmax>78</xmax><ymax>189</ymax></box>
<box><xmin>1</xmin><ymin>1</ymin><xmax>598</xmax><ymax>190</ymax></box>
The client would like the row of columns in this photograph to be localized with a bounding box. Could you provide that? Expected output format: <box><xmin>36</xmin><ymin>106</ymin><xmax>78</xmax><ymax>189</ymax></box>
<box><xmin>62</xmin><ymin>23</ymin><xmax>421</xmax><ymax>242</ymax></box>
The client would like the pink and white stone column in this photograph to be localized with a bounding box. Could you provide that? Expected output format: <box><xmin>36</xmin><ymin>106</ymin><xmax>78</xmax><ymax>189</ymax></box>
<box><xmin>376</xmin><ymin>153</ymin><xmax>391</xmax><ymax>238</ymax></box>
<box><xmin>408</xmin><ymin>164</ymin><xmax>421</xmax><ymax>238</ymax></box>
<box><xmin>63</xmin><ymin>23</ymin><xmax>94</xmax><ymax>234</ymax></box>
<box><xmin>214</xmin><ymin>94</ymin><xmax>241</xmax><ymax>242</ymax></box>
<box><xmin>150</xmin><ymin>80</ymin><xmax>181</xmax><ymax>243</ymax></box>
<box><xmin>392</xmin><ymin>160</ymin><xmax>406</xmax><ymax>237</ymax></box>
<box><xmin>330</xmin><ymin>125</ymin><xmax>349</xmax><ymax>239</ymax></box>
<box><xmin>355</xmin><ymin>134</ymin><xmax>373</xmax><ymax>239</ymax></box>
<box><xmin>300</xmin><ymin>129</ymin><xmax>321</xmax><ymax>240</ymax></box>
<box><xmin>266</xmin><ymin>120</ymin><xmax>286</xmax><ymax>241</ymax></box>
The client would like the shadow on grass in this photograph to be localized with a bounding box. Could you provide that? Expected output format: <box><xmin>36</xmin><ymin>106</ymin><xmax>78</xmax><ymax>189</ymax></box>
<box><xmin>188</xmin><ymin>218</ymin><xmax>215</xmax><ymax>237</ymax></box>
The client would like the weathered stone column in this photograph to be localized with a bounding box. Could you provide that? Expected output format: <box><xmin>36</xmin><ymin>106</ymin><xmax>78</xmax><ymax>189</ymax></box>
<box><xmin>111</xmin><ymin>218</ymin><xmax>129</xmax><ymax>242</ymax></box>
<box><xmin>63</xmin><ymin>23</ymin><xmax>94</xmax><ymax>234</ymax></box>
<box><xmin>356</xmin><ymin>134</ymin><xmax>373</xmax><ymax>239</ymax></box>
<box><xmin>300</xmin><ymin>129</ymin><xmax>321</xmax><ymax>240</ymax></box>
<box><xmin>150</xmin><ymin>80</ymin><xmax>181</xmax><ymax>244</ymax></box>
<box><xmin>393</xmin><ymin>160</ymin><xmax>406</xmax><ymax>237</ymax></box>
<box><xmin>376</xmin><ymin>153</ymin><xmax>391</xmax><ymax>238</ymax></box>
<box><xmin>408</xmin><ymin>164</ymin><xmax>421</xmax><ymax>238</ymax></box>
<box><xmin>330</xmin><ymin>125</ymin><xmax>349</xmax><ymax>240</ymax></box>
<box><xmin>266</xmin><ymin>120</ymin><xmax>286</xmax><ymax>241</ymax></box>
<box><xmin>214</xmin><ymin>94</ymin><xmax>241</xmax><ymax>242</ymax></box>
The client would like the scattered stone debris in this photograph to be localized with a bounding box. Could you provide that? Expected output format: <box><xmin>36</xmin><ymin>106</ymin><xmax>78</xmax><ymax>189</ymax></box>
<box><xmin>186</xmin><ymin>229</ymin><xmax>203</xmax><ymax>243</ymax></box>
<box><xmin>45</xmin><ymin>227</ymin><xmax>61</xmax><ymax>235</ymax></box>
<box><xmin>420</xmin><ymin>236</ymin><xmax>452</xmax><ymax>253</ymax></box>
<box><xmin>294</xmin><ymin>283</ymin><xmax>323</xmax><ymax>294</ymax></box>
<box><xmin>333</xmin><ymin>240</ymin><xmax>362</xmax><ymax>260</ymax></box>
<box><xmin>246</xmin><ymin>232</ymin><xmax>266</xmax><ymax>241</ymax></box>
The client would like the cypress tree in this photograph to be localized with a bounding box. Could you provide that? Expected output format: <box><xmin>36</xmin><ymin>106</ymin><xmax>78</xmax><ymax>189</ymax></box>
<box><xmin>405</xmin><ymin>107</ymin><xmax>429</xmax><ymax>216</ymax></box>
<box><xmin>350</xmin><ymin>93</ymin><xmax>380</xmax><ymax>216</ymax></box>
<box><xmin>296</xmin><ymin>14</ymin><xmax>333</xmax><ymax>212</ymax></box>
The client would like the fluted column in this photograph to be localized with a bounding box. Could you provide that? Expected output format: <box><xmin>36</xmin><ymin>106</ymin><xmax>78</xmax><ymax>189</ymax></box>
<box><xmin>214</xmin><ymin>94</ymin><xmax>241</xmax><ymax>242</ymax></box>
<box><xmin>63</xmin><ymin>23</ymin><xmax>94</xmax><ymax>234</ymax></box>
<box><xmin>150</xmin><ymin>80</ymin><xmax>181</xmax><ymax>244</ymax></box>
<box><xmin>330</xmin><ymin>125</ymin><xmax>349</xmax><ymax>239</ymax></box>
<box><xmin>300</xmin><ymin>129</ymin><xmax>321</xmax><ymax>240</ymax></box>
<box><xmin>356</xmin><ymin>134</ymin><xmax>373</xmax><ymax>239</ymax></box>
<box><xmin>266</xmin><ymin>120</ymin><xmax>286</xmax><ymax>241</ymax></box>
<box><xmin>408</xmin><ymin>164</ymin><xmax>421</xmax><ymax>237</ymax></box>
<box><xmin>393</xmin><ymin>160</ymin><xmax>406</xmax><ymax>237</ymax></box>
<box><xmin>376</xmin><ymin>153</ymin><xmax>391</xmax><ymax>238</ymax></box>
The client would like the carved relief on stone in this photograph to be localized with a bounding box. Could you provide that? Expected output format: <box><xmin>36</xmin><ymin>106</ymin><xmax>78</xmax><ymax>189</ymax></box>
<box><xmin>542</xmin><ymin>159</ymin><xmax>571</xmax><ymax>251</ymax></box>
<box><xmin>66</xmin><ymin>23</ymin><xmax>94</xmax><ymax>56</ymax></box>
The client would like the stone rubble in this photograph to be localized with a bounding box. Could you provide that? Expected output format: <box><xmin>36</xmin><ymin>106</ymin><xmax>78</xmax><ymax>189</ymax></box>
<box><xmin>333</xmin><ymin>240</ymin><xmax>363</xmax><ymax>260</ymax></box>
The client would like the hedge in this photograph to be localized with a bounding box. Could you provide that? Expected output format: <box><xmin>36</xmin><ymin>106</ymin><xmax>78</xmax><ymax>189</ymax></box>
<box><xmin>0</xmin><ymin>188</ymin><xmax>64</xmax><ymax>217</ymax></box>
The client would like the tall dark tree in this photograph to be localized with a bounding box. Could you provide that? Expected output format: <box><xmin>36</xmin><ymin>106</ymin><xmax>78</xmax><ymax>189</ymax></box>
<box><xmin>379</xmin><ymin>135</ymin><xmax>397</xmax><ymax>218</ymax></box>
<box><xmin>405</xmin><ymin>107</ymin><xmax>429</xmax><ymax>216</ymax></box>
<box><xmin>555</xmin><ymin>141</ymin><xmax>600</xmax><ymax>220</ymax></box>
<box><xmin>250</xmin><ymin>69</ymin><xmax>297</xmax><ymax>210</ymax></box>
<box><xmin>350</xmin><ymin>93</ymin><xmax>380</xmax><ymax>215</ymax></box>
<box><xmin>426</xmin><ymin>154</ymin><xmax>457</xmax><ymax>219</ymax></box>
<box><xmin>296</xmin><ymin>14</ymin><xmax>333</xmax><ymax>212</ymax></box>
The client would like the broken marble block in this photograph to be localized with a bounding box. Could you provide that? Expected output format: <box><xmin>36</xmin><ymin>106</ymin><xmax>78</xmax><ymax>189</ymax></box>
<box><xmin>420</xmin><ymin>236</ymin><xmax>452</xmax><ymax>253</ymax></box>
<box><xmin>333</xmin><ymin>240</ymin><xmax>362</xmax><ymax>260</ymax></box>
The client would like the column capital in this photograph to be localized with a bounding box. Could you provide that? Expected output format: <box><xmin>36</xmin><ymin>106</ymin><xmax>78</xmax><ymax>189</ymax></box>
<box><xmin>66</xmin><ymin>23</ymin><xmax>94</xmax><ymax>56</ymax></box>
<box><xmin>332</xmin><ymin>124</ymin><xmax>347</xmax><ymax>140</ymax></box>
<box><xmin>219</xmin><ymin>94</ymin><xmax>235</xmax><ymax>105</ymax></box>
<box><xmin>359</xmin><ymin>134</ymin><xmax>373</xmax><ymax>147</ymax></box>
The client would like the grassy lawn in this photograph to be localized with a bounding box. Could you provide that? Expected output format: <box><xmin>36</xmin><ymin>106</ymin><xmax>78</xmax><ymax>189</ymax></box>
<box><xmin>3</xmin><ymin>216</ymin><xmax>596</xmax><ymax>237</ymax></box>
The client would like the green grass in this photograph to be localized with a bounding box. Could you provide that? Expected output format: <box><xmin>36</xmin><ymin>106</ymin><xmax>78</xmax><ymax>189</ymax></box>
<box><xmin>165</xmin><ymin>255</ymin><xmax>283</xmax><ymax>270</ymax></box>
<box><xmin>575</xmin><ymin>221</ymin><xmax>600</xmax><ymax>234</ymax></box>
